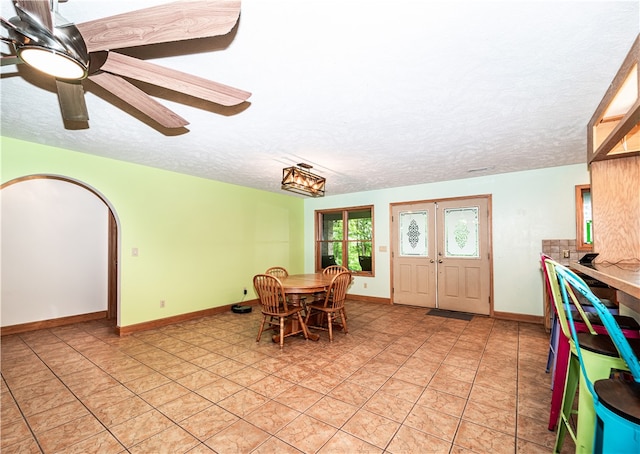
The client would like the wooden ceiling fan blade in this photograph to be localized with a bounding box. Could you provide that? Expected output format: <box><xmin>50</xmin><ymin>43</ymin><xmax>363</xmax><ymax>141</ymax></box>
<box><xmin>100</xmin><ymin>52</ymin><xmax>250</xmax><ymax>106</ymax></box>
<box><xmin>76</xmin><ymin>1</ymin><xmax>240</xmax><ymax>53</ymax></box>
<box><xmin>15</xmin><ymin>0</ymin><xmax>53</xmax><ymax>31</ymax></box>
<box><xmin>56</xmin><ymin>79</ymin><xmax>89</xmax><ymax>122</ymax></box>
<box><xmin>88</xmin><ymin>72</ymin><xmax>189</xmax><ymax>129</ymax></box>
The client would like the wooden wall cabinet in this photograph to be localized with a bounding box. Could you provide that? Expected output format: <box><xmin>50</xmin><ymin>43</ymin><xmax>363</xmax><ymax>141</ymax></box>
<box><xmin>587</xmin><ymin>35</ymin><xmax>640</xmax><ymax>163</ymax></box>
<box><xmin>580</xmin><ymin>35</ymin><xmax>640</xmax><ymax>318</ymax></box>
<box><xmin>590</xmin><ymin>156</ymin><xmax>640</xmax><ymax>264</ymax></box>
<box><xmin>587</xmin><ymin>35</ymin><xmax>640</xmax><ymax>264</ymax></box>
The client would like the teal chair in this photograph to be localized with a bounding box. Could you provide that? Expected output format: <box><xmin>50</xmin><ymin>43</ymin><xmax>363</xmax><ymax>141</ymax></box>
<box><xmin>556</xmin><ymin>265</ymin><xmax>640</xmax><ymax>454</ymax></box>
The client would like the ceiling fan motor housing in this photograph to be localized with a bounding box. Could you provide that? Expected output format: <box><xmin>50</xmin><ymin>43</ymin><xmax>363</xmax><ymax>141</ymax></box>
<box><xmin>8</xmin><ymin>9</ymin><xmax>89</xmax><ymax>79</ymax></box>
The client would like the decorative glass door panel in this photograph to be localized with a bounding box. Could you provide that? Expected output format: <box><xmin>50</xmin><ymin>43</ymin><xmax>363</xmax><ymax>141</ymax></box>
<box><xmin>399</xmin><ymin>211</ymin><xmax>428</xmax><ymax>257</ymax></box>
<box><xmin>444</xmin><ymin>207</ymin><xmax>479</xmax><ymax>258</ymax></box>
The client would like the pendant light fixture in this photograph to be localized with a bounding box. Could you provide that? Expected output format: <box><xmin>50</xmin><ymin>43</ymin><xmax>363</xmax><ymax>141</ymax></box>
<box><xmin>281</xmin><ymin>163</ymin><xmax>326</xmax><ymax>197</ymax></box>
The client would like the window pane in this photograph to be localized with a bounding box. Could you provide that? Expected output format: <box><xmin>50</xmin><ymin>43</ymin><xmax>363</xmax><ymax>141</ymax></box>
<box><xmin>331</xmin><ymin>242</ymin><xmax>343</xmax><ymax>266</ymax></box>
<box><xmin>320</xmin><ymin>241</ymin><xmax>342</xmax><ymax>267</ymax></box>
<box><xmin>348</xmin><ymin>209</ymin><xmax>372</xmax><ymax>271</ymax></box>
<box><xmin>348</xmin><ymin>241</ymin><xmax>372</xmax><ymax>271</ymax></box>
<box><xmin>348</xmin><ymin>209</ymin><xmax>371</xmax><ymax>221</ymax></box>
<box><xmin>582</xmin><ymin>190</ymin><xmax>592</xmax><ymax>244</ymax></box>
<box><xmin>322</xmin><ymin>212</ymin><xmax>343</xmax><ymax>241</ymax></box>
<box><xmin>347</xmin><ymin>210</ymin><xmax>372</xmax><ymax>243</ymax></box>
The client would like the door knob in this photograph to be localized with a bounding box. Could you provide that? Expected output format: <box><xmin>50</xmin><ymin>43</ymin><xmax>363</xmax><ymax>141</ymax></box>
<box><xmin>430</xmin><ymin>259</ymin><xmax>435</xmax><ymax>263</ymax></box>
<box><xmin>438</xmin><ymin>259</ymin><xmax>443</xmax><ymax>263</ymax></box>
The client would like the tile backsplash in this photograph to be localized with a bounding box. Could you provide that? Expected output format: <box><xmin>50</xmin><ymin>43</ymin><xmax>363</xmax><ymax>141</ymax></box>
<box><xmin>541</xmin><ymin>239</ymin><xmax>590</xmax><ymax>266</ymax></box>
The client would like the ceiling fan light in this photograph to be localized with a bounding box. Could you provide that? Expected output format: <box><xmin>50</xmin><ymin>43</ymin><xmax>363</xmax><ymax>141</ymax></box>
<box><xmin>18</xmin><ymin>46</ymin><xmax>87</xmax><ymax>80</ymax></box>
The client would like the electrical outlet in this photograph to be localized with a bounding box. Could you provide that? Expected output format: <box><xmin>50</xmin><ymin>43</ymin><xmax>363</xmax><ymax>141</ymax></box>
<box><xmin>563</xmin><ymin>250</ymin><xmax>570</xmax><ymax>259</ymax></box>
<box><xmin>160</xmin><ymin>300</ymin><xmax>165</xmax><ymax>308</ymax></box>
<box><xmin>363</xmin><ymin>282</ymin><xmax>367</xmax><ymax>289</ymax></box>
<box><xmin>243</xmin><ymin>288</ymin><xmax>247</xmax><ymax>295</ymax></box>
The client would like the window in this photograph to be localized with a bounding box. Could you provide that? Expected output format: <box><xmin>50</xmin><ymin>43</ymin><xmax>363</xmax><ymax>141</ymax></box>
<box><xmin>575</xmin><ymin>184</ymin><xmax>593</xmax><ymax>252</ymax></box>
<box><xmin>316</xmin><ymin>206</ymin><xmax>373</xmax><ymax>274</ymax></box>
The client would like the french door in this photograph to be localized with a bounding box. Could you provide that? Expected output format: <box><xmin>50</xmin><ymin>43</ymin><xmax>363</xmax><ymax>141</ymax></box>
<box><xmin>390</xmin><ymin>196</ymin><xmax>492</xmax><ymax>315</ymax></box>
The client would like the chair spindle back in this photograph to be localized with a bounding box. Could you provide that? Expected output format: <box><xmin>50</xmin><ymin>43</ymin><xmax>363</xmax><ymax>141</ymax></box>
<box><xmin>265</xmin><ymin>266</ymin><xmax>289</xmax><ymax>279</ymax></box>
<box><xmin>253</xmin><ymin>274</ymin><xmax>288</xmax><ymax>314</ymax></box>
<box><xmin>326</xmin><ymin>271</ymin><xmax>351</xmax><ymax>309</ymax></box>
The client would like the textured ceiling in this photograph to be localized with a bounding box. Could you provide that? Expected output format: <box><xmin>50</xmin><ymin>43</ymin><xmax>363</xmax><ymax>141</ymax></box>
<box><xmin>1</xmin><ymin>1</ymin><xmax>639</xmax><ymax>196</ymax></box>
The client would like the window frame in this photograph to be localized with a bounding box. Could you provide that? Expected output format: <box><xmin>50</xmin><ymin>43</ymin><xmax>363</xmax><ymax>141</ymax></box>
<box><xmin>315</xmin><ymin>205</ymin><xmax>374</xmax><ymax>276</ymax></box>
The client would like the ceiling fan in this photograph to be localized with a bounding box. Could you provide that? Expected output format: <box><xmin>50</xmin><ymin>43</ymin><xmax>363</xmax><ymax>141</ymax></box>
<box><xmin>0</xmin><ymin>0</ymin><xmax>251</xmax><ymax>129</ymax></box>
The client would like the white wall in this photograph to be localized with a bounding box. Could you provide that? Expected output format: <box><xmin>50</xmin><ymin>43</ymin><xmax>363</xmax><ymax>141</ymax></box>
<box><xmin>1</xmin><ymin>178</ymin><xmax>109</xmax><ymax>327</ymax></box>
<box><xmin>304</xmin><ymin>164</ymin><xmax>590</xmax><ymax>317</ymax></box>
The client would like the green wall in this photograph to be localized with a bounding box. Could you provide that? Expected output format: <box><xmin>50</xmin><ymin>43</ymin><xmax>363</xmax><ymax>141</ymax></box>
<box><xmin>1</xmin><ymin>137</ymin><xmax>304</xmax><ymax>327</ymax></box>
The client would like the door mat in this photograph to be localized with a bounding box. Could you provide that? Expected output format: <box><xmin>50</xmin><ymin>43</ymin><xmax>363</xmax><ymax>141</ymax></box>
<box><xmin>427</xmin><ymin>309</ymin><xmax>474</xmax><ymax>321</ymax></box>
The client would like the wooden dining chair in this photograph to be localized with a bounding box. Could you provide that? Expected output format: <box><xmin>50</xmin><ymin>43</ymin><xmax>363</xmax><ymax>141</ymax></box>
<box><xmin>266</xmin><ymin>265</ymin><xmax>297</xmax><ymax>306</ymax></box>
<box><xmin>322</xmin><ymin>265</ymin><xmax>349</xmax><ymax>275</ymax></box>
<box><xmin>253</xmin><ymin>274</ymin><xmax>309</xmax><ymax>349</ymax></box>
<box><xmin>265</xmin><ymin>266</ymin><xmax>288</xmax><ymax>279</ymax></box>
<box><xmin>320</xmin><ymin>265</ymin><xmax>350</xmax><ymax>317</ymax></box>
<box><xmin>305</xmin><ymin>271</ymin><xmax>351</xmax><ymax>341</ymax></box>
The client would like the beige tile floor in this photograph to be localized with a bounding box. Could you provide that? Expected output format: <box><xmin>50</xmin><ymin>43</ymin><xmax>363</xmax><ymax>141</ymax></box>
<box><xmin>1</xmin><ymin>301</ymin><xmax>568</xmax><ymax>453</ymax></box>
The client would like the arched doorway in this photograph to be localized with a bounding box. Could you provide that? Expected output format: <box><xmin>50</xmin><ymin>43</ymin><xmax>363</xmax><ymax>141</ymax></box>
<box><xmin>1</xmin><ymin>175</ymin><xmax>119</xmax><ymax>330</ymax></box>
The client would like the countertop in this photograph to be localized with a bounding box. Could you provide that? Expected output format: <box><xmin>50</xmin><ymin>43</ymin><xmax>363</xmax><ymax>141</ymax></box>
<box><xmin>572</xmin><ymin>261</ymin><xmax>640</xmax><ymax>300</ymax></box>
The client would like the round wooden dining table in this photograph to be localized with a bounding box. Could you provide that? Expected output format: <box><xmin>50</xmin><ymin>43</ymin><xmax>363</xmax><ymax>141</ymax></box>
<box><xmin>275</xmin><ymin>273</ymin><xmax>335</xmax><ymax>343</ymax></box>
<box><xmin>280</xmin><ymin>273</ymin><xmax>334</xmax><ymax>303</ymax></box>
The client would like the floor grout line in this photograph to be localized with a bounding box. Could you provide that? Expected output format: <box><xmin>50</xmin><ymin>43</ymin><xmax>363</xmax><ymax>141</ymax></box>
<box><xmin>1</xmin><ymin>301</ymin><xmax>556</xmax><ymax>453</ymax></box>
